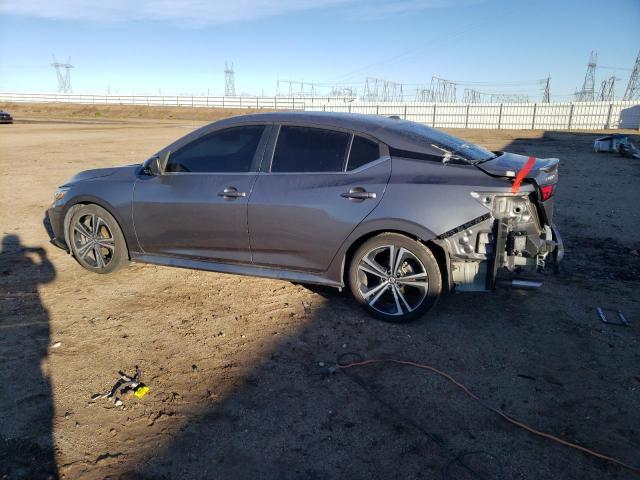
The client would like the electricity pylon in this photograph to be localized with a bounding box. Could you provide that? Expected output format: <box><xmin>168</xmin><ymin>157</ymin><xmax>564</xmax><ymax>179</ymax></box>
<box><xmin>623</xmin><ymin>50</ymin><xmax>640</xmax><ymax>101</ymax></box>
<box><xmin>51</xmin><ymin>55</ymin><xmax>74</xmax><ymax>93</ymax></box>
<box><xmin>224</xmin><ymin>62</ymin><xmax>236</xmax><ymax>96</ymax></box>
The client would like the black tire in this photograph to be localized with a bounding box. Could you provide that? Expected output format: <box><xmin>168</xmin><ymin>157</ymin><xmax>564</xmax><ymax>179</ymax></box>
<box><xmin>67</xmin><ymin>204</ymin><xmax>128</xmax><ymax>274</ymax></box>
<box><xmin>348</xmin><ymin>233</ymin><xmax>442</xmax><ymax>322</ymax></box>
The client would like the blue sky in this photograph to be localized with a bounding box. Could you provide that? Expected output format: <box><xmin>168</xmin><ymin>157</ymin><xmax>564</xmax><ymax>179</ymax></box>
<box><xmin>0</xmin><ymin>0</ymin><xmax>638</xmax><ymax>100</ymax></box>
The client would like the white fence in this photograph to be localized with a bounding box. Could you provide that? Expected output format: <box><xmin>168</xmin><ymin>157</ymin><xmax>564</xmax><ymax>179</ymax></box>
<box><xmin>1</xmin><ymin>92</ymin><xmax>639</xmax><ymax>130</ymax></box>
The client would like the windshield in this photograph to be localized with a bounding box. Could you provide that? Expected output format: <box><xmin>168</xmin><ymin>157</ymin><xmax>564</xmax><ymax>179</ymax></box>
<box><xmin>385</xmin><ymin>121</ymin><xmax>496</xmax><ymax>163</ymax></box>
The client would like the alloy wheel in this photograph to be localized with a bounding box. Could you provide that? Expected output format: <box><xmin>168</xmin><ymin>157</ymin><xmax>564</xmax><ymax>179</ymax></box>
<box><xmin>356</xmin><ymin>245</ymin><xmax>429</xmax><ymax>317</ymax></box>
<box><xmin>72</xmin><ymin>213</ymin><xmax>115</xmax><ymax>269</ymax></box>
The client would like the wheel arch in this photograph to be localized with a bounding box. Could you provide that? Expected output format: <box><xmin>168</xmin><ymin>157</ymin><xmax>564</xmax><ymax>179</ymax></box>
<box><xmin>63</xmin><ymin>198</ymin><xmax>131</xmax><ymax>260</ymax></box>
<box><xmin>340</xmin><ymin>228</ymin><xmax>450</xmax><ymax>291</ymax></box>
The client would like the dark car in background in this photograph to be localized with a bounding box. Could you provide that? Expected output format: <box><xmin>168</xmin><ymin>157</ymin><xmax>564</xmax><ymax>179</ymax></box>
<box><xmin>0</xmin><ymin>110</ymin><xmax>13</xmax><ymax>124</ymax></box>
<box><xmin>46</xmin><ymin>112</ymin><xmax>563</xmax><ymax>322</ymax></box>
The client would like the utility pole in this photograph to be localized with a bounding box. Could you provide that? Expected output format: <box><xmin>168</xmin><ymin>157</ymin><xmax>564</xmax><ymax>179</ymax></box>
<box><xmin>623</xmin><ymin>50</ymin><xmax>640</xmax><ymax>101</ymax></box>
<box><xmin>51</xmin><ymin>55</ymin><xmax>74</xmax><ymax>93</ymax></box>
<box><xmin>224</xmin><ymin>62</ymin><xmax>236</xmax><ymax>97</ymax></box>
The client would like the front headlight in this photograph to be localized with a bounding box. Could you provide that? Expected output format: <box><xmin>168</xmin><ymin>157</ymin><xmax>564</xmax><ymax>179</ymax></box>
<box><xmin>53</xmin><ymin>187</ymin><xmax>70</xmax><ymax>202</ymax></box>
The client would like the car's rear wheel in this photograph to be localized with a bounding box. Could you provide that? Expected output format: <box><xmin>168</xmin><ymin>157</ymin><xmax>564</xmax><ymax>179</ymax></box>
<box><xmin>68</xmin><ymin>204</ymin><xmax>128</xmax><ymax>274</ymax></box>
<box><xmin>348</xmin><ymin>233</ymin><xmax>442</xmax><ymax>322</ymax></box>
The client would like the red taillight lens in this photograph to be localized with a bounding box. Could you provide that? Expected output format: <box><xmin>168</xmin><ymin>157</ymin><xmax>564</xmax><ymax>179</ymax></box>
<box><xmin>540</xmin><ymin>184</ymin><xmax>554</xmax><ymax>201</ymax></box>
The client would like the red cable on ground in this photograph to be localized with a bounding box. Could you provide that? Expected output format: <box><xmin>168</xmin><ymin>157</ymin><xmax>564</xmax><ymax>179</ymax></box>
<box><xmin>338</xmin><ymin>358</ymin><xmax>640</xmax><ymax>476</ymax></box>
<box><xmin>511</xmin><ymin>156</ymin><xmax>537</xmax><ymax>193</ymax></box>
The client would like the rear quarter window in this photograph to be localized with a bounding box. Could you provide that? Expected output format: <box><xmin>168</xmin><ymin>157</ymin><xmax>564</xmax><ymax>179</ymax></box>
<box><xmin>348</xmin><ymin>136</ymin><xmax>380</xmax><ymax>170</ymax></box>
<box><xmin>386</xmin><ymin>121</ymin><xmax>494</xmax><ymax>163</ymax></box>
<box><xmin>272</xmin><ymin>126</ymin><xmax>350</xmax><ymax>173</ymax></box>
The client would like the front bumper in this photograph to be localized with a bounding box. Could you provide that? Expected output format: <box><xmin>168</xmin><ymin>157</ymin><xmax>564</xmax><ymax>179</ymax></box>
<box><xmin>0</xmin><ymin>117</ymin><xmax>13</xmax><ymax>124</ymax></box>
<box><xmin>45</xmin><ymin>206</ymin><xmax>69</xmax><ymax>252</ymax></box>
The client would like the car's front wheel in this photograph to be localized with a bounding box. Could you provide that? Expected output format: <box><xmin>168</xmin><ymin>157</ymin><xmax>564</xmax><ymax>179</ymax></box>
<box><xmin>348</xmin><ymin>233</ymin><xmax>442</xmax><ymax>322</ymax></box>
<box><xmin>67</xmin><ymin>204</ymin><xmax>128</xmax><ymax>274</ymax></box>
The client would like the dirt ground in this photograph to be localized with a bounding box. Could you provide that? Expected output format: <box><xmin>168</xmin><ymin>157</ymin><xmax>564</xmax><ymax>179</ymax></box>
<box><xmin>1</xmin><ymin>104</ymin><xmax>639</xmax><ymax>480</ymax></box>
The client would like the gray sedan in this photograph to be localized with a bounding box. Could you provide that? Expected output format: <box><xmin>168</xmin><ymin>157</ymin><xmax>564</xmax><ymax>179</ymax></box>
<box><xmin>46</xmin><ymin>112</ymin><xmax>563</xmax><ymax>322</ymax></box>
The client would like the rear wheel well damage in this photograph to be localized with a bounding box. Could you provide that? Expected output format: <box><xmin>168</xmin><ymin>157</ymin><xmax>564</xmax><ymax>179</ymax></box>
<box><xmin>64</xmin><ymin>201</ymin><xmax>131</xmax><ymax>260</ymax></box>
<box><xmin>341</xmin><ymin>230</ymin><xmax>448</xmax><ymax>290</ymax></box>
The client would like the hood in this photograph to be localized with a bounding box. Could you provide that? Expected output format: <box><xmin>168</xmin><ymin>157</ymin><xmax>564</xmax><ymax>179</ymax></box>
<box><xmin>475</xmin><ymin>152</ymin><xmax>559</xmax><ymax>186</ymax></box>
<box><xmin>65</xmin><ymin>165</ymin><xmax>139</xmax><ymax>184</ymax></box>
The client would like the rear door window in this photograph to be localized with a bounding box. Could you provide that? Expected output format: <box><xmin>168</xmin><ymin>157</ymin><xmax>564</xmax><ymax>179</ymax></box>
<box><xmin>347</xmin><ymin>136</ymin><xmax>380</xmax><ymax>171</ymax></box>
<box><xmin>166</xmin><ymin>125</ymin><xmax>265</xmax><ymax>173</ymax></box>
<box><xmin>271</xmin><ymin>126</ymin><xmax>350</xmax><ymax>173</ymax></box>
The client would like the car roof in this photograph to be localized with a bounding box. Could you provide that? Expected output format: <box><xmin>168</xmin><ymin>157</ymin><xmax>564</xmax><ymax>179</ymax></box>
<box><xmin>161</xmin><ymin>111</ymin><xmax>468</xmax><ymax>161</ymax></box>
<box><xmin>212</xmin><ymin>111</ymin><xmax>445</xmax><ymax>154</ymax></box>
<box><xmin>221</xmin><ymin>111</ymin><xmax>402</xmax><ymax>137</ymax></box>
<box><xmin>226</xmin><ymin>111</ymin><xmax>396</xmax><ymax>128</ymax></box>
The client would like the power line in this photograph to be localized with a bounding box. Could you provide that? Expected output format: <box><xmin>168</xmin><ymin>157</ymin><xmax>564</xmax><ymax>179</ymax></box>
<box><xmin>322</xmin><ymin>3</ymin><xmax>521</xmax><ymax>84</ymax></box>
<box><xmin>276</xmin><ymin>79</ymin><xmax>320</xmax><ymax>97</ymax></box>
<box><xmin>599</xmin><ymin>65</ymin><xmax>633</xmax><ymax>71</ymax></box>
<box><xmin>446</xmin><ymin>79</ymin><xmax>544</xmax><ymax>86</ymax></box>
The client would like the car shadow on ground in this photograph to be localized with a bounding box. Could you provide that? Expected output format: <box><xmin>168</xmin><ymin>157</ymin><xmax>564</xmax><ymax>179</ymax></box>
<box><xmin>131</xmin><ymin>291</ymin><xmax>508</xmax><ymax>479</ymax></box>
<box><xmin>0</xmin><ymin>234</ymin><xmax>58</xmax><ymax>479</ymax></box>
<box><xmin>126</xmin><ymin>280</ymin><xmax>635</xmax><ymax>480</ymax></box>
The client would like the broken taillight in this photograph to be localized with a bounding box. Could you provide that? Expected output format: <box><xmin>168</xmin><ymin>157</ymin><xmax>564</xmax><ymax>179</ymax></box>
<box><xmin>540</xmin><ymin>184</ymin><xmax>555</xmax><ymax>201</ymax></box>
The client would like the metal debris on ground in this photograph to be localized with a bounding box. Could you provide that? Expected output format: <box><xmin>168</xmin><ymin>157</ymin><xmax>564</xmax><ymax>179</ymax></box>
<box><xmin>596</xmin><ymin>307</ymin><xmax>630</xmax><ymax>327</ymax></box>
<box><xmin>101</xmin><ymin>366</ymin><xmax>150</xmax><ymax>406</ymax></box>
<box><xmin>619</xmin><ymin>141</ymin><xmax>640</xmax><ymax>159</ymax></box>
<box><xmin>593</xmin><ymin>134</ymin><xmax>640</xmax><ymax>159</ymax></box>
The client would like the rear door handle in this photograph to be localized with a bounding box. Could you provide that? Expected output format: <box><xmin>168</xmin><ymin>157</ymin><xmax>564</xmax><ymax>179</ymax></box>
<box><xmin>217</xmin><ymin>187</ymin><xmax>247</xmax><ymax>199</ymax></box>
<box><xmin>341</xmin><ymin>188</ymin><xmax>377</xmax><ymax>200</ymax></box>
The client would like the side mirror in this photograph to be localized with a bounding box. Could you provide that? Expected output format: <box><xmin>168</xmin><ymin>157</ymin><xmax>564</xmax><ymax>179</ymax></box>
<box><xmin>142</xmin><ymin>151</ymin><xmax>170</xmax><ymax>176</ymax></box>
<box><xmin>142</xmin><ymin>156</ymin><xmax>161</xmax><ymax>176</ymax></box>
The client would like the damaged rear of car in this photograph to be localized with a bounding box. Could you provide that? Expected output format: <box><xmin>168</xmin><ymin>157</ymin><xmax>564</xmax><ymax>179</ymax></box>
<box><xmin>361</xmin><ymin>119</ymin><xmax>563</xmax><ymax>297</ymax></box>
<box><xmin>439</xmin><ymin>152</ymin><xmax>563</xmax><ymax>291</ymax></box>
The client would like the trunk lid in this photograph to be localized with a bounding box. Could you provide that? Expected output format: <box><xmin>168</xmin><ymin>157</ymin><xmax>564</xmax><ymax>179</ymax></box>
<box><xmin>476</xmin><ymin>152</ymin><xmax>559</xmax><ymax>223</ymax></box>
<box><xmin>476</xmin><ymin>152</ymin><xmax>559</xmax><ymax>186</ymax></box>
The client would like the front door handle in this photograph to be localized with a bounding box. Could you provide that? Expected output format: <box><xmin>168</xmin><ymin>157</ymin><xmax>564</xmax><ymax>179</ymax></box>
<box><xmin>217</xmin><ymin>187</ymin><xmax>247</xmax><ymax>199</ymax></box>
<box><xmin>341</xmin><ymin>188</ymin><xmax>377</xmax><ymax>200</ymax></box>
